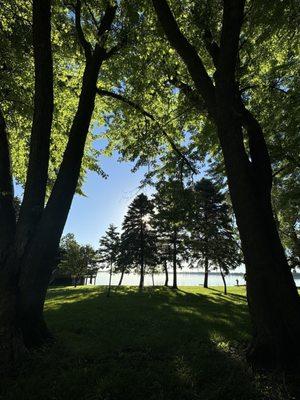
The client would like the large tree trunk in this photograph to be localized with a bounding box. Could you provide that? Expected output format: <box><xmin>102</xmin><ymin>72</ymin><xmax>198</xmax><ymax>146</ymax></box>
<box><xmin>16</xmin><ymin>54</ymin><xmax>104</xmax><ymax>347</ymax></box>
<box><xmin>152</xmin><ymin>0</ymin><xmax>300</xmax><ymax>368</ymax></box>
<box><xmin>217</xmin><ymin>117</ymin><xmax>300</xmax><ymax>368</ymax></box>
<box><xmin>0</xmin><ymin>100</ymin><xmax>22</xmax><ymax>369</ymax></box>
<box><xmin>1</xmin><ymin>1</ymin><xmax>117</xmax><ymax>362</ymax></box>
<box><xmin>0</xmin><ymin>277</ymin><xmax>25</xmax><ymax>371</ymax></box>
<box><xmin>1</xmin><ymin>0</ymin><xmax>54</xmax><ymax>357</ymax></box>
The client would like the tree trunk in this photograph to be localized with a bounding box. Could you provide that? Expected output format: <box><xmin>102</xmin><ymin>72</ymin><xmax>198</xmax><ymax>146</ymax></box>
<box><xmin>118</xmin><ymin>269</ymin><xmax>125</xmax><ymax>286</ymax></box>
<box><xmin>0</xmin><ymin>108</ymin><xmax>16</xmax><ymax>255</ymax></box>
<box><xmin>139</xmin><ymin>223</ymin><xmax>145</xmax><ymax>289</ymax></box>
<box><xmin>217</xmin><ymin>118</ymin><xmax>300</xmax><ymax>368</ymax></box>
<box><xmin>139</xmin><ymin>264</ymin><xmax>144</xmax><ymax>289</ymax></box>
<box><xmin>151</xmin><ymin>0</ymin><xmax>300</xmax><ymax>368</ymax></box>
<box><xmin>163</xmin><ymin>260</ymin><xmax>169</xmax><ymax>286</ymax></box>
<box><xmin>0</xmin><ymin>2</ymin><xmax>117</xmax><ymax>360</ymax></box>
<box><xmin>151</xmin><ymin>272</ymin><xmax>155</xmax><ymax>286</ymax></box>
<box><xmin>219</xmin><ymin>267</ymin><xmax>227</xmax><ymax>295</ymax></box>
<box><xmin>0</xmin><ymin>277</ymin><xmax>25</xmax><ymax>372</ymax></box>
<box><xmin>15</xmin><ymin>53</ymin><xmax>105</xmax><ymax>348</ymax></box>
<box><xmin>107</xmin><ymin>261</ymin><xmax>113</xmax><ymax>297</ymax></box>
<box><xmin>204</xmin><ymin>257</ymin><xmax>209</xmax><ymax>288</ymax></box>
<box><xmin>172</xmin><ymin>234</ymin><xmax>177</xmax><ymax>289</ymax></box>
<box><xmin>0</xmin><ymin>0</ymin><xmax>53</xmax><ymax>364</ymax></box>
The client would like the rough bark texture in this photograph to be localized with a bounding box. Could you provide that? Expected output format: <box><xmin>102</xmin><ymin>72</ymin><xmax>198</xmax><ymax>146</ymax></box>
<box><xmin>152</xmin><ymin>0</ymin><xmax>300</xmax><ymax>368</ymax></box>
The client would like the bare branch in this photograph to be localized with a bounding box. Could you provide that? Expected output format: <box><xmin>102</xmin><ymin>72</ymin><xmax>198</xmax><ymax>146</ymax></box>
<box><xmin>96</xmin><ymin>88</ymin><xmax>197</xmax><ymax>174</ymax></box>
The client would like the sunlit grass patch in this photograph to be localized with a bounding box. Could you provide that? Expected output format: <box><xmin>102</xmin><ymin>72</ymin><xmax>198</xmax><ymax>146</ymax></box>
<box><xmin>2</xmin><ymin>285</ymin><xmax>284</xmax><ymax>400</ymax></box>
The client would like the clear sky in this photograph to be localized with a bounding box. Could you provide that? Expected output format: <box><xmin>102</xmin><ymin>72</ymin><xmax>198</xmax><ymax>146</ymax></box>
<box><xmin>14</xmin><ymin>138</ymin><xmax>151</xmax><ymax>248</ymax></box>
<box><xmin>63</xmin><ymin>148</ymin><xmax>151</xmax><ymax>247</ymax></box>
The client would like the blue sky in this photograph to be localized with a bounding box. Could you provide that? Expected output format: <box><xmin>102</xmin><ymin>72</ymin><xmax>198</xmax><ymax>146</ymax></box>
<box><xmin>63</xmin><ymin>149</ymin><xmax>152</xmax><ymax>247</ymax></box>
<box><xmin>14</xmin><ymin>144</ymin><xmax>151</xmax><ymax>248</ymax></box>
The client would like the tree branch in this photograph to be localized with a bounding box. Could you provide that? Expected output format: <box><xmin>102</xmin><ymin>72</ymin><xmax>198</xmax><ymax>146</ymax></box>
<box><xmin>203</xmin><ymin>29</ymin><xmax>219</xmax><ymax>68</ymax></box>
<box><xmin>96</xmin><ymin>88</ymin><xmax>197</xmax><ymax>174</ymax></box>
<box><xmin>218</xmin><ymin>0</ymin><xmax>245</xmax><ymax>89</ymax></box>
<box><xmin>17</xmin><ymin>0</ymin><xmax>54</xmax><ymax>240</ymax></box>
<box><xmin>74</xmin><ymin>0</ymin><xmax>92</xmax><ymax>59</ymax></box>
<box><xmin>97</xmin><ymin>4</ymin><xmax>117</xmax><ymax>38</ymax></box>
<box><xmin>152</xmin><ymin>0</ymin><xmax>216</xmax><ymax>118</ymax></box>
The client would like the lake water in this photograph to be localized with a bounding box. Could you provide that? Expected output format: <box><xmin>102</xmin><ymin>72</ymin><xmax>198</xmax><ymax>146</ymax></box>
<box><xmin>92</xmin><ymin>271</ymin><xmax>300</xmax><ymax>287</ymax></box>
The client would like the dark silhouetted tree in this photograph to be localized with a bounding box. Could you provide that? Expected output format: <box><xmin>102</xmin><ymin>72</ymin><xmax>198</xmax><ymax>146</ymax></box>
<box><xmin>99</xmin><ymin>224</ymin><xmax>120</xmax><ymax>297</ymax></box>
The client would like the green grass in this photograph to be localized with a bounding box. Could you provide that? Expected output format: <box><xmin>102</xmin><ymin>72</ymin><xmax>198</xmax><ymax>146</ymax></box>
<box><xmin>0</xmin><ymin>286</ymin><xmax>293</xmax><ymax>400</ymax></box>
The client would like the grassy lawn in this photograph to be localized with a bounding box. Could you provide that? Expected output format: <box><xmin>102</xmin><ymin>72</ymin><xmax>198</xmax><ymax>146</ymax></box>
<box><xmin>0</xmin><ymin>286</ymin><xmax>296</xmax><ymax>400</ymax></box>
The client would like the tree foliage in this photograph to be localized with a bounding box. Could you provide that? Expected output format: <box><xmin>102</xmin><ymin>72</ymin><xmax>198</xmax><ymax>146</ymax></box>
<box><xmin>59</xmin><ymin>233</ymin><xmax>99</xmax><ymax>286</ymax></box>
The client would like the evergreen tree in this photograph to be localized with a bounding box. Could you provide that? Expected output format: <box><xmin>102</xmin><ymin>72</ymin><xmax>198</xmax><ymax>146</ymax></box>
<box><xmin>59</xmin><ymin>234</ymin><xmax>99</xmax><ymax>287</ymax></box>
<box><xmin>187</xmin><ymin>179</ymin><xmax>241</xmax><ymax>292</ymax></box>
<box><xmin>99</xmin><ymin>224</ymin><xmax>121</xmax><ymax>297</ymax></box>
<box><xmin>153</xmin><ymin>179</ymin><xmax>188</xmax><ymax>289</ymax></box>
<box><xmin>121</xmin><ymin>193</ymin><xmax>156</xmax><ymax>289</ymax></box>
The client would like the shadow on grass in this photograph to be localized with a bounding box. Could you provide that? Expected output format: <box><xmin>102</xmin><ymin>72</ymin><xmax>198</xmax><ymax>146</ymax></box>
<box><xmin>1</xmin><ymin>286</ymin><xmax>268</xmax><ymax>400</ymax></box>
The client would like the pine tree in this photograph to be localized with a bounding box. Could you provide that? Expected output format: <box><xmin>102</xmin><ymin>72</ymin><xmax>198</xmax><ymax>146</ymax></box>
<box><xmin>59</xmin><ymin>234</ymin><xmax>99</xmax><ymax>287</ymax></box>
<box><xmin>153</xmin><ymin>179</ymin><xmax>189</xmax><ymax>289</ymax></box>
<box><xmin>99</xmin><ymin>224</ymin><xmax>120</xmax><ymax>297</ymax></box>
<box><xmin>121</xmin><ymin>193</ymin><xmax>156</xmax><ymax>288</ymax></box>
<box><xmin>188</xmin><ymin>179</ymin><xmax>241</xmax><ymax>292</ymax></box>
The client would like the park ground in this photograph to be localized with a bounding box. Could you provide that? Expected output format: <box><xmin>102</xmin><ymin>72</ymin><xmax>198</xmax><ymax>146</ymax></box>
<box><xmin>1</xmin><ymin>286</ymin><xmax>299</xmax><ymax>400</ymax></box>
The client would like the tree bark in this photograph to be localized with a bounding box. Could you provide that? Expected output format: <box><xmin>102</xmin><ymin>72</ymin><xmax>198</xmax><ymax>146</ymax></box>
<box><xmin>16</xmin><ymin>53</ymin><xmax>105</xmax><ymax>347</ymax></box>
<box><xmin>152</xmin><ymin>0</ymin><xmax>300</xmax><ymax>368</ymax></box>
<box><xmin>1</xmin><ymin>1</ymin><xmax>118</xmax><ymax>358</ymax></box>
<box><xmin>16</xmin><ymin>0</ymin><xmax>53</xmax><ymax>254</ymax></box>
<box><xmin>0</xmin><ymin>0</ymin><xmax>54</xmax><ymax>356</ymax></box>
<box><xmin>0</xmin><ymin>108</ymin><xmax>16</xmax><ymax>258</ymax></box>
